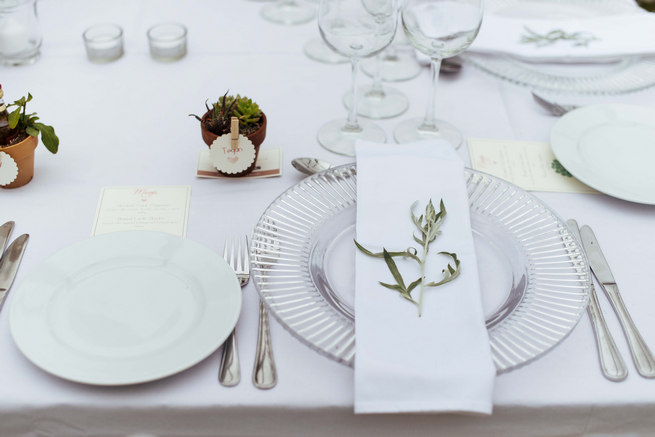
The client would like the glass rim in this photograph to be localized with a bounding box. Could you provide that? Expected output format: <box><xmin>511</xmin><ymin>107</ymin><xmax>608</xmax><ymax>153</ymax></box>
<box><xmin>147</xmin><ymin>22</ymin><xmax>188</xmax><ymax>42</ymax></box>
<box><xmin>82</xmin><ymin>23</ymin><xmax>124</xmax><ymax>43</ymax></box>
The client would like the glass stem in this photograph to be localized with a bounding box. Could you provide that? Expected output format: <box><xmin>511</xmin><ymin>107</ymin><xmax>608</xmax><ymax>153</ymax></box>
<box><xmin>366</xmin><ymin>53</ymin><xmax>385</xmax><ymax>98</ymax></box>
<box><xmin>420</xmin><ymin>57</ymin><xmax>442</xmax><ymax>131</ymax></box>
<box><xmin>345</xmin><ymin>57</ymin><xmax>361</xmax><ymax>132</ymax></box>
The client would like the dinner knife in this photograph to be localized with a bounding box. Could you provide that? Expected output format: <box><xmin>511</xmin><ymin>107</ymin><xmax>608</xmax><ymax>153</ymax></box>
<box><xmin>0</xmin><ymin>233</ymin><xmax>29</xmax><ymax>310</ymax></box>
<box><xmin>0</xmin><ymin>221</ymin><xmax>14</xmax><ymax>254</ymax></box>
<box><xmin>580</xmin><ymin>225</ymin><xmax>655</xmax><ymax>379</ymax></box>
<box><xmin>567</xmin><ymin>220</ymin><xmax>627</xmax><ymax>381</ymax></box>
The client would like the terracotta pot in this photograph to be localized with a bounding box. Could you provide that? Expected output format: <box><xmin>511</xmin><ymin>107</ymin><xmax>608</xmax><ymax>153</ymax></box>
<box><xmin>1</xmin><ymin>135</ymin><xmax>38</xmax><ymax>189</ymax></box>
<box><xmin>200</xmin><ymin>111</ymin><xmax>267</xmax><ymax>176</ymax></box>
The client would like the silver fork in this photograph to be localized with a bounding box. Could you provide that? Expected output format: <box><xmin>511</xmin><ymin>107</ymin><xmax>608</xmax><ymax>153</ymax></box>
<box><xmin>532</xmin><ymin>91</ymin><xmax>578</xmax><ymax>116</ymax></box>
<box><xmin>219</xmin><ymin>235</ymin><xmax>249</xmax><ymax>387</ymax></box>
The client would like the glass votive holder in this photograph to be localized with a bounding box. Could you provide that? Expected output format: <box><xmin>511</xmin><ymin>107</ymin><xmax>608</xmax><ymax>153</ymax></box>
<box><xmin>147</xmin><ymin>23</ymin><xmax>187</xmax><ymax>62</ymax></box>
<box><xmin>82</xmin><ymin>24</ymin><xmax>123</xmax><ymax>63</ymax></box>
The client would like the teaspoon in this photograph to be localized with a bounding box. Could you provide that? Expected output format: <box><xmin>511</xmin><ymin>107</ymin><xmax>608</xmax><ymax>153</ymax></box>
<box><xmin>291</xmin><ymin>157</ymin><xmax>334</xmax><ymax>175</ymax></box>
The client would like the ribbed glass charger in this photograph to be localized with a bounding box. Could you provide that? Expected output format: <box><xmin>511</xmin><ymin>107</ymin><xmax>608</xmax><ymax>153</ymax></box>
<box><xmin>251</xmin><ymin>165</ymin><xmax>590</xmax><ymax>373</ymax></box>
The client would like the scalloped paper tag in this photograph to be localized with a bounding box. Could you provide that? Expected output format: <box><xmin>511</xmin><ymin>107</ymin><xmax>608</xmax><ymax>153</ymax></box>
<box><xmin>0</xmin><ymin>151</ymin><xmax>18</xmax><ymax>186</ymax></box>
<box><xmin>209</xmin><ymin>134</ymin><xmax>256</xmax><ymax>175</ymax></box>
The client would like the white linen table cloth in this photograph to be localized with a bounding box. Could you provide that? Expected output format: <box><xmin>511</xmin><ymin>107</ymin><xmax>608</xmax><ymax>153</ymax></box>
<box><xmin>1</xmin><ymin>1</ymin><xmax>655</xmax><ymax>436</ymax></box>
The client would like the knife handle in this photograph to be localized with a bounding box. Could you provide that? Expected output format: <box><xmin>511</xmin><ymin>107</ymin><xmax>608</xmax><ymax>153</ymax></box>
<box><xmin>253</xmin><ymin>300</ymin><xmax>277</xmax><ymax>389</ymax></box>
<box><xmin>587</xmin><ymin>286</ymin><xmax>627</xmax><ymax>381</ymax></box>
<box><xmin>603</xmin><ymin>283</ymin><xmax>655</xmax><ymax>378</ymax></box>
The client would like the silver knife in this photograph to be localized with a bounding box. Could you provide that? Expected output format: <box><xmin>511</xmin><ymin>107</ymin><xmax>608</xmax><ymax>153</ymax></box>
<box><xmin>0</xmin><ymin>233</ymin><xmax>29</xmax><ymax>310</ymax></box>
<box><xmin>0</xmin><ymin>221</ymin><xmax>14</xmax><ymax>254</ymax></box>
<box><xmin>567</xmin><ymin>220</ymin><xmax>627</xmax><ymax>381</ymax></box>
<box><xmin>580</xmin><ymin>225</ymin><xmax>655</xmax><ymax>378</ymax></box>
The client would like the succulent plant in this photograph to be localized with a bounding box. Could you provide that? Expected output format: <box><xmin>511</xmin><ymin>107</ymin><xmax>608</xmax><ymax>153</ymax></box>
<box><xmin>190</xmin><ymin>91</ymin><xmax>263</xmax><ymax>137</ymax></box>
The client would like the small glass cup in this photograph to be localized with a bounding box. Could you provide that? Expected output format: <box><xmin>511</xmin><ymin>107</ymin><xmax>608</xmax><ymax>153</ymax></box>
<box><xmin>82</xmin><ymin>24</ymin><xmax>124</xmax><ymax>63</ymax></box>
<box><xmin>147</xmin><ymin>23</ymin><xmax>187</xmax><ymax>62</ymax></box>
<box><xmin>0</xmin><ymin>0</ymin><xmax>43</xmax><ymax>66</ymax></box>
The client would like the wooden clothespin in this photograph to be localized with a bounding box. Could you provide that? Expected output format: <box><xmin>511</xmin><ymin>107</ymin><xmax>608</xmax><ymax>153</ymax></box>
<box><xmin>230</xmin><ymin>116</ymin><xmax>239</xmax><ymax>150</ymax></box>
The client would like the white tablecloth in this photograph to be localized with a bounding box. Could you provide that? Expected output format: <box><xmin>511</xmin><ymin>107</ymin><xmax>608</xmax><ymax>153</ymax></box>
<box><xmin>2</xmin><ymin>1</ymin><xmax>655</xmax><ymax>436</ymax></box>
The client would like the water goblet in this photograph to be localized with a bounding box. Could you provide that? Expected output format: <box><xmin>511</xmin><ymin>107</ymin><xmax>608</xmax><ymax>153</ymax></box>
<box><xmin>261</xmin><ymin>0</ymin><xmax>316</xmax><ymax>25</ymax></box>
<box><xmin>394</xmin><ymin>0</ymin><xmax>483</xmax><ymax>148</ymax></box>
<box><xmin>317</xmin><ymin>0</ymin><xmax>398</xmax><ymax>156</ymax></box>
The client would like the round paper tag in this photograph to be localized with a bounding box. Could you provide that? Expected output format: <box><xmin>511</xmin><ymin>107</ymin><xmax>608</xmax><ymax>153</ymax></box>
<box><xmin>209</xmin><ymin>134</ymin><xmax>256</xmax><ymax>175</ymax></box>
<box><xmin>0</xmin><ymin>151</ymin><xmax>19</xmax><ymax>186</ymax></box>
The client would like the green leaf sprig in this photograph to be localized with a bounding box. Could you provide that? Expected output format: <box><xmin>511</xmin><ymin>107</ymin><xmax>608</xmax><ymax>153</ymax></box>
<box><xmin>7</xmin><ymin>93</ymin><xmax>59</xmax><ymax>153</ymax></box>
<box><xmin>355</xmin><ymin>199</ymin><xmax>461</xmax><ymax>317</ymax></box>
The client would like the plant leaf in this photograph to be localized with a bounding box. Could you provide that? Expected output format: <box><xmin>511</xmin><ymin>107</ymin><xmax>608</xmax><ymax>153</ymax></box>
<box><xmin>8</xmin><ymin>108</ymin><xmax>20</xmax><ymax>129</ymax></box>
<box><xmin>34</xmin><ymin>123</ymin><xmax>59</xmax><ymax>154</ymax></box>
<box><xmin>25</xmin><ymin>126</ymin><xmax>39</xmax><ymax>137</ymax></box>
<box><xmin>382</xmin><ymin>248</ymin><xmax>407</xmax><ymax>290</ymax></box>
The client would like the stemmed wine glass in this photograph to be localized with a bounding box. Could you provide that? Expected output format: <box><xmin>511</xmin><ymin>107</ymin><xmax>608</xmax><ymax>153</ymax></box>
<box><xmin>262</xmin><ymin>0</ymin><xmax>316</xmax><ymax>25</ymax></box>
<box><xmin>394</xmin><ymin>0</ymin><xmax>483</xmax><ymax>148</ymax></box>
<box><xmin>317</xmin><ymin>0</ymin><xmax>398</xmax><ymax>156</ymax></box>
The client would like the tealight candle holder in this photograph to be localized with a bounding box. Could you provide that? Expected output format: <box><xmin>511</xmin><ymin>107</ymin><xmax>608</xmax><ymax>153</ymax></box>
<box><xmin>82</xmin><ymin>24</ymin><xmax>124</xmax><ymax>63</ymax></box>
<box><xmin>147</xmin><ymin>23</ymin><xmax>187</xmax><ymax>62</ymax></box>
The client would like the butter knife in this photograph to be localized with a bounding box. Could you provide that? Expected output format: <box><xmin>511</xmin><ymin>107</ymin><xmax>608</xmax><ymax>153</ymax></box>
<box><xmin>0</xmin><ymin>233</ymin><xmax>29</xmax><ymax>310</ymax></box>
<box><xmin>580</xmin><ymin>225</ymin><xmax>655</xmax><ymax>378</ymax></box>
<box><xmin>567</xmin><ymin>220</ymin><xmax>627</xmax><ymax>381</ymax></box>
<box><xmin>0</xmin><ymin>221</ymin><xmax>14</xmax><ymax>253</ymax></box>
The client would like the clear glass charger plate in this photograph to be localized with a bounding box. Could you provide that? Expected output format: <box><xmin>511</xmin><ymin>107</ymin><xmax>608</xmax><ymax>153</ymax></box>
<box><xmin>462</xmin><ymin>0</ymin><xmax>655</xmax><ymax>95</ymax></box>
<box><xmin>10</xmin><ymin>231</ymin><xmax>242</xmax><ymax>385</ymax></box>
<box><xmin>251</xmin><ymin>165</ymin><xmax>591</xmax><ymax>373</ymax></box>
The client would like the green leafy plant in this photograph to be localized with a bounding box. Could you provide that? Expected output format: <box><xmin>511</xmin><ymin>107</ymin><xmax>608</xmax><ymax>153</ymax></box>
<box><xmin>6</xmin><ymin>93</ymin><xmax>59</xmax><ymax>153</ymax></box>
<box><xmin>355</xmin><ymin>199</ymin><xmax>461</xmax><ymax>317</ymax></box>
<box><xmin>190</xmin><ymin>91</ymin><xmax>263</xmax><ymax>136</ymax></box>
<box><xmin>520</xmin><ymin>26</ymin><xmax>598</xmax><ymax>47</ymax></box>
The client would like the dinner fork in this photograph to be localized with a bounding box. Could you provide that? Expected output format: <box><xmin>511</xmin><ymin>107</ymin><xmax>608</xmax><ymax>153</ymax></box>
<box><xmin>532</xmin><ymin>92</ymin><xmax>578</xmax><ymax>116</ymax></box>
<box><xmin>218</xmin><ymin>235</ymin><xmax>249</xmax><ymax>387</ymax></box>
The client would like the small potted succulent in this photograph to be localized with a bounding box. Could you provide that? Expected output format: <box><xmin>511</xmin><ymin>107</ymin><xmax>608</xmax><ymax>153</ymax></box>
<box><xmin>190</xmin><ymin>91</ymin><xmax>266</xmax><ymax>149</ymax></box>
<box><xmin>0</xmin><ymin>92</ymin><xmax>58</xmax><ymax>189</ymax></box>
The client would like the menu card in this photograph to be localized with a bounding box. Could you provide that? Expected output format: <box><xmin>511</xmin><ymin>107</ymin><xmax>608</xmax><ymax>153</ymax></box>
<box><xmin>92</xmin><ymin>185</ymin><xmax>191</xmax><ymax>236</ymax></box>
<box><xmin>468</xmin><ymin>138</ymin><xmax>597</xmax><ymax>194</ymax></box>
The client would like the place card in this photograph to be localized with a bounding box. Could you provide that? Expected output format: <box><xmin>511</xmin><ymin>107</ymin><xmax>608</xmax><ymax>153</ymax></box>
<box><xmin>92</xmin><ymin>185</ymin><xmax>190</xmax><ymax>236</ymax></box>
<box><xmin>0</xmin><ymin>152</ymin><xmax>18</xmax><ymax>186</ymax></box>
<box><xmin>468</xmin><ymin>138</ymin><xmax>598</xmax><ymax>194</ymax></box>
<box><xmin>197</xmin><ymin>147</ymin><xmax>282</xmax><ymax>179</ymax></box>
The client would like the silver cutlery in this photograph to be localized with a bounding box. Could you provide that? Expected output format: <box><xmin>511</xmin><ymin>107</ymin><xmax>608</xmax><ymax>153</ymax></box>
<box><xmin>219</xmin><ymin>235</ymin><xmax>250</xmax><ymax>387</ymax></box>
<box><xmin>0</xmin><ymin>221</ymin><xmax>15</xmax><ymax>252</ymax></box>
<box><xmin>291</xmin><ymin>157</ymin><xmax>334</xmax><ymax>176</ymax></box>
<box><xmin>580</xmin><ymin>225</ymin><xmax>655</xmax><ymax>378</ymax></box>
<box><xmin>567</xmin><ymin>219</ymin><xmax>627</xmax><ymax>381</ymax></box>
<box><xmin>441</xmin><ymin>56</ymin><xmax>463</xmax><ymax>74</ymax></box>
<box><xmin>0</xmin><ymin>227</ymin><xmax>29</xmax><ymax>311</ymax></box>
<box><xmin>251</xmin><ymin>223</ymin><xmax>277</xmax><ymax>390</ymax></box>
<box><xmin>532</xmin><ymin>92</ymin><xmax>578</xmax><ymax>116</ymax></box>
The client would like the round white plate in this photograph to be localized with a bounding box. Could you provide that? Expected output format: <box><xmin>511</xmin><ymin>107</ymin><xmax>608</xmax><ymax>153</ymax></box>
<box><xmin>10</xmin><ymin>231</ymin><xmax>242</xmax><ymax>386</ymax></box>
<box><xmin>551</xmin><ymin>103</ymin><xmax>655</xmax><ymax>205</ymax></box>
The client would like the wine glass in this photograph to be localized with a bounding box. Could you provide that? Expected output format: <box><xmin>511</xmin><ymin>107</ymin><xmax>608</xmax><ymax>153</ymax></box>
<box><xmin>394</xmin><ymin>0</ymin><xmax>483</xmax><ymax>148</ymax></box>
<box><xmin>342</xmin><ymin>52</ymin><xmax>409</xmax><ymax>119</ymax></box>
<box><xmin>317</xmin><ymin>0</ymin><xmax>398</xmax><ymax>156</ymax></box>
<box><xmin>261</xmin><ymin>0</ymin><xmax>316</xmax><ymax>25</ymax></box>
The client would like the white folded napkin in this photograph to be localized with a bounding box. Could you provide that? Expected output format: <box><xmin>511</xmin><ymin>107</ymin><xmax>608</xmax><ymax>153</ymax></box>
<box><xmin>354</xmin><ymin>140</ymin><xmax>495</xmax><ymax>415</ymax></box>
<box><xmin>469</xmin><ymin>13</ymin><xmax>655</xmax><ymax>62</ymax></box>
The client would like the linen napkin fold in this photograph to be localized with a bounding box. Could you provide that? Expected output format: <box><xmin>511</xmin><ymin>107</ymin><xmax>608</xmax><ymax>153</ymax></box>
<box><xmin>354</xmin><ymin>140</ymin><xmax>495</xmax><ymax>415</ymax></box>
<box><xmin>469</xmin><ymin>13</ymin><xmax>655</xmax><ymax>62</ymax></box>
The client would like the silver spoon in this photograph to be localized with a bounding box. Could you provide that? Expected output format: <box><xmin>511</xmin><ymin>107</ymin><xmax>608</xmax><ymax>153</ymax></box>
<box><xmin>291</xmin><ymin>157</ymin><xmax>334</xmax><ymax>175</ymax></box>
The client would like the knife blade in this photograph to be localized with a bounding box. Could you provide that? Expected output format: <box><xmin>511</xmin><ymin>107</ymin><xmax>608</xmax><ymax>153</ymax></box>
<box><xmin>0</xmin><ymin>233</ymin><xmax>29</xmax><ymax>310</ymax></box>
<box><xmin>580</xmin><ymin>225</ymin><xmax>655</xmax><ymax>378</ymax></box>
<box><xmin>0</xmin><ymin>221</ymin><xmax>14</xmax><ymax>254</ymax></box>
<box><xmin>567</xmin><ymin>219</ymin><xmax>627</xmax><ymax>381</ymax></box>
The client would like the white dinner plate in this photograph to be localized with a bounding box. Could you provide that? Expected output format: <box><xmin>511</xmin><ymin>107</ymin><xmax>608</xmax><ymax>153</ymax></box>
<box><xmin>550</xmin><ymin>103</ymin><xmax>655</xmax><ymax>205</ymax></box>
<box><xmin>10</xmin><ymin>231</ymin><xmax>241</xmax><ymax>386</ymax></box>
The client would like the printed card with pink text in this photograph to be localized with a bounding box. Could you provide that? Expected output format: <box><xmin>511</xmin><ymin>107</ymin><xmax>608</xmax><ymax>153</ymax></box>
<box><xmin>92</xmin><ymin>185</ymin><xmax>191</xmax><ymax>236</ymax></box>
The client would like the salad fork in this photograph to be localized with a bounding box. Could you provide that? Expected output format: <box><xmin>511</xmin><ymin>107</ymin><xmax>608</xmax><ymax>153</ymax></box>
<box><xmin>219</xmin><ymin>235</ymin><xmax>249</xmax><ymax>387</ymax></box>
